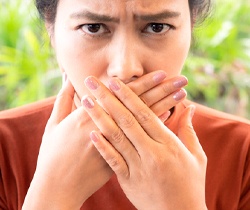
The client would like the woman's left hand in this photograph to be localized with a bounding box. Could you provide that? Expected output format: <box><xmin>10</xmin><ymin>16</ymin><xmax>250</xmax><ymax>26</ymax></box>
<box><xmin>81</xmin><ymin>76</ymin><xmax>207</xmax><ymax>210</ymax></box>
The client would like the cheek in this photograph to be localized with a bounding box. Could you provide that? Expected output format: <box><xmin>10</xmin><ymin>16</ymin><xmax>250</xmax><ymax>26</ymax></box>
<box><xmin>145</xmin><ymin>37</ymin><xmax>191</xmax><ymax>78</ymax></box>
<box><xmin>163</xmin><ymin>30</ymin><xmax>191</xmax><ymax>77</ymax></box>
<box><xmin>54</xmin><ymin>33</ymin><xmax>108</xmax><ymax>97</ymax></box>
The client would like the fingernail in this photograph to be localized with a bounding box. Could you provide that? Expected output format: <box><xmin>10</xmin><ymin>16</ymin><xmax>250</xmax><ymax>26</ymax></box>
<box><xmin>159</xmin><ymin>111</ymin><xmax>171</xmax><ymax>122</ymax></box>
<box><xmin>173</xmin><ymin>89</ymin><xmax>186</xmax><ymax>101</ymax></box>
<box><xmin>189</xmin><ymin>105</ymin><xmax>196</xmax><ymax>119</ymax></box>
<box><xmin>81</xmin><ymin>95</ymin><xmax>95</xmax><ymax>109</ymax></box>
<box><xmin>109</xmin><ymin>78</ymin><xmax>121</xmax><ymax>91</ymax></box>
<box><xmin>62</xmin><ymin>72</ymin><xmax>68</xmax><ymax>87</ymax></box>
<box><xmin>173</xmin><ymin>77</ymin><xmax>188</xmax><ymax>88</ymax></box>
<box><xmin>85</xmin><ymin>77</ymin><xmax>99</xmax><ymax>90</ymax></box>
<box><xmin>90</xmin><ymin>131</ymin><xmax>100</xmax><ymax>143</ymax></box>
<box><xmin>153</xmin><ymin>72</ymin><xmax>167</xmax><ymax>83</ymax></box>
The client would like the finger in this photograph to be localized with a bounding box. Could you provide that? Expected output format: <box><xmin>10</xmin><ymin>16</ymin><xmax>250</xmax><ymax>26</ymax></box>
<box><xmin>139</xmin><ymin>76</ymin><xmax>188</xmax><ymax>107</ymax></box>
<box><xmin>84</xmin><ymin>76</ymin><xmax>154</xmax><ymax>150</ymax></box>
<box><xmin>158</xmin><ymin>111</ymin><xmax>171</xmax><ymax>122</ymax></box>
<box><xmin>150</xmin><ymin>89</ymin><xmax>187</xmax><ymax>116</ymax></box>
<box><xmin>177</xmin><ymin>105</ymin><xmax>206</xmax><ymax>158</ymax></box>
<box><xmin>127</xmin><ymin>70</ymin><xmax>167</xmax><ymax>95</ymax></box>
<box><xmin>48</xmin><ymin>78</ymin><xmax>75</xmax><ymax>126</ymax></box>
<box><xmin>107</xmin><ymin>77</ymin><xmax>169</xmax><ymax>141</ymax></box>
<box><xmin>81</xmin><ymin>94</ymin><xmax>140</xmax><ymax>165</ymax></box>
<box><xmin>90</xmin><ymin>131</ymin><xmax>130</xmax><ymax>180</ymax></box>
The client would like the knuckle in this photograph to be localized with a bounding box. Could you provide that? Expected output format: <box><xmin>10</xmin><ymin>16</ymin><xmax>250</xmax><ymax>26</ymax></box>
<box><xmin>120</xmin><ymin>89</ymin><xmax>133</xmax><ymax>102</ymax></box>
<box><xmin>136</xmin><ymin>108</ymin><xmax>152</xmax><ymax>124</ymax></box>
<box><xmin>97</xmin><ymin>91</ymin><xmax>108</xmax><ymax>102</ymax></box>
<box><xmin>108</xmin><ymin>156</ymin><xmax>129</xmax><ymax>178</ymax></box>
<box><xmin>111</xmin><ymin>128</ymin><xmax>125</xmax><ymax>144</ymax></box>
<box><xmin>117</xmin><ymin>113</ymin><xmax>135</xmax><ymax>128</ymax></box>
<box><xmin>108</xmin><ymin>156</ymin><xmax>120</xmax><ymax>169</ymax></box>
<box><xmin>142</xmin><ymin>79</ymin><xmax>150</xmax><ymax>90</ymax></box>
<box><xmin>162</xmin><ymin>83</ymin><xmax>172</xmax><ymax>95</ymax></box>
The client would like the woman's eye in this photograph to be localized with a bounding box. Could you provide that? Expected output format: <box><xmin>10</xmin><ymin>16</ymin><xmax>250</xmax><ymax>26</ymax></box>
<box><xmin>80</xmin><ymin>24</ymin><xmax>109</xmax><ymax>35</ymax></box>
<box><xmin>143</xmin><ymin>23</ymin><xmax>172</xmax><ymax>34</ymax></box>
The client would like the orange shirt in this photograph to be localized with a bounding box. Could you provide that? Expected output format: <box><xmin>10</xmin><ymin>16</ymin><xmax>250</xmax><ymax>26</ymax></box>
<box><xmin>0</xmin><ymin>97</ymin><xmax>249</xmax><ymax>210</ymax></box>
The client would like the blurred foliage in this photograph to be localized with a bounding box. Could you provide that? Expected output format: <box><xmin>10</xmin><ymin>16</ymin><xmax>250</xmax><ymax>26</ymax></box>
<box><xmin>0</xmin><ymin>0</ymin><xmax>249</xmax><ymax>119</ymax></box>
<box><xmin>0</xmin><ymin>0</ymin><xmax>59</xmax><ymax>109</ymax></box>
<box><xmin>183</xmin><ymin>0</ymin><xmax>250</xmax><ymax>118</ymax></box>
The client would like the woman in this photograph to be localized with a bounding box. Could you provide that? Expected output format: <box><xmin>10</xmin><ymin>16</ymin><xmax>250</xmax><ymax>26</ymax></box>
<box><xmin>0</xmin><ymin>0</ymin><xmax>249</xmax><ymax>209</ymax></box>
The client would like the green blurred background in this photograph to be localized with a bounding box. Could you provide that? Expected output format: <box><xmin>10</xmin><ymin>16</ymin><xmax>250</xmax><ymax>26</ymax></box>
<box><xmin>0</xmin><ymin>0</ymin><xmax>250</xmax><ymax>119</ymax></box>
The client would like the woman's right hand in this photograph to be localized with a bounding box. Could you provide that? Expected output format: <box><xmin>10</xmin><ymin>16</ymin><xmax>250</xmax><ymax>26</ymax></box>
<box><xmin>22</xmin><ymin>79</ymin><xmax>113</xmax><ymax>210</ymax></box>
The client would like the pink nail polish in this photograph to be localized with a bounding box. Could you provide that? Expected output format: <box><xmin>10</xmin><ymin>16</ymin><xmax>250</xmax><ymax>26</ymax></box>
<box><xmin>173</xmin><ymin>89</ymin><xmax>186</xmax><ymax>101</ymax></box>
<box><xmin>90</xmin><ymin>131</ymin><xmax>100</xmax><ymax>143</ymax></box>
<box><xmin>173</xmin><ymin>77</ymin><xmax>188</xmax><ymax>88</ymax></box>
<box><xmin>81</xmin><ymin>96</ymin><xmax>95</xmax><ymax>109</ymax></box>
<box><xmin>109</xmin><ymin>79</ymin><xmax>121</xmax><ymax>91</ymax></box>
<box><xmin>159</xmin><ymin>111</ymin><xmax>171</xmax><ymax>122</ymax></box>
<box><xmin>85</xmin><ymin>77</ymin><xmax>99</xmax><ymax>90</ymax></box>
<box><xmin>153</xmin><ymin>72</ymin><xmax>167</xmax><ymax>83</ymax></box>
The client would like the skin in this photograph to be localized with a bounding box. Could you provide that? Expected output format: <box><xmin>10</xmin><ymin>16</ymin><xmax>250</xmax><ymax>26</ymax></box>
<box><xmin>22</xmin><ymin>0</ymin><xmax>207</xmax><ymax>209</ymax></box>
<box><xmin>50</xmin><ymin>0</ymin><xmax>190</xmax><ymax>107</ymax></box>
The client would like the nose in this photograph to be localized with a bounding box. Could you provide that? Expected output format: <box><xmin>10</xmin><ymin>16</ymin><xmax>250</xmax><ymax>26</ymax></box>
<box><xmin>106</xmin><ymin>35</ymin><xmax>144</xmax><ymax>83</ymax></box>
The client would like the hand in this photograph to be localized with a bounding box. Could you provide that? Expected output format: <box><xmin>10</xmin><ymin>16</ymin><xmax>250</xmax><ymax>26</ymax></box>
<box><xmin>23</xmin><ymin>71</ymin><xmax>188</xmax><ymax>210</ymax></box>
<box><xmin>74</xmin><ymin>70</ymin><xmax>188</xmax><ymax>122</ymax></box>
<box><xmin>22</xmin><ymin>80</ymin><xmax>112</xmax><ymax>210</ymax></box>
<box><xmin>82</xmin><ymin>76</ymin><xmax>207</xmax><ymax>210</ymax></box>
<box><xmin>127</xmin><ymin>70</ymin><xmax>188</xmax><ymax>121</ymax></box>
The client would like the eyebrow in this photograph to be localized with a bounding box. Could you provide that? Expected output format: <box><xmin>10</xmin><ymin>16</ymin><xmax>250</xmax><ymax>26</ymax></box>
<box><xmin>135</xmin><ymin>10</ymin><xmax>181</xmax><ymax>21</ymax></box>
<box><xmin>70</xmin><ymin>9</ymin><xmax>181</xmax><ymax>23</ymax></box>
<box><xmin>70</xmin><ymin>10</ymin><xmax>119</xmax><ymax>23</ymax></box>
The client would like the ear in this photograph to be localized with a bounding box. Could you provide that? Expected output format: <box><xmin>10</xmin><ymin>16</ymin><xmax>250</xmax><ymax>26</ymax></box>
<box><xmin>45</xmin><ymin>22</ymin><xmax>55</xmax><ymax>48</ymax></box>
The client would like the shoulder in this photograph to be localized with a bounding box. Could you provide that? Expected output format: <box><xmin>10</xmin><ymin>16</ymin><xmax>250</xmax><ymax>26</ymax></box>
<box><xmin>0</xmin><ymin>96</ymin><xmax>55</xmax><ymax>157</ymax></box>
<box><xmin>183</xmin><ymin>99</ymin><xmax>250</xmax><ymax>132</ymax></box>
<box><xmin>0</xmin><ymin>98</ymin><xmax>55</xmax><ymax>209</ymax></box>
<box><xmin>0</xmin><ymin>97</ymin><xmax>55</xmax><ymax>145</ymax></box>
<box><xmin>181</xmin><ymin>101</ymin><xmax>250</xmax><ymax>209</ymax></box>
<box><xmin>0</xmin><ymin>96</ymin><xmax>55</xmax><ymax>120</ymax></box>
<box><xmin>182</xmin><ymin>100</ymin><xmax>250</xmax><ymax>155</ymax></box>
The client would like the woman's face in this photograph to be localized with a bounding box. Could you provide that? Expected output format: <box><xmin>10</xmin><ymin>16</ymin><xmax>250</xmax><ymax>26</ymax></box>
<box><xmin>50</xmin><ymin>0</ymin><xmax>192</xmax><ymax>97</ymax></box>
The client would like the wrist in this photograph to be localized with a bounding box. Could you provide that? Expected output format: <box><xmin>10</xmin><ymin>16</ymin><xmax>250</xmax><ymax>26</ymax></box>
<box><xmin>22</xmin><ymin>174</ymin><xmax>83</xmax><ymax>210</ymax></box>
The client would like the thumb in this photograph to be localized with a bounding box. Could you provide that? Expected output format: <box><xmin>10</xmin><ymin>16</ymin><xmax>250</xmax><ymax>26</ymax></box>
<box><xmin>178</xmin><ymin>105</ymin><xmax>203</xmax><ymax>155</ymax></box>
<box><xmin>48</xmin><ymin>74</ymin><xmax>75</xmax><ymax>126</ymax></box>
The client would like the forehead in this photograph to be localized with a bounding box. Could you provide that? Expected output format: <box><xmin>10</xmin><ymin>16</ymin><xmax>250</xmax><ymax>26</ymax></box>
<box><xmin>57</xmin><ymin>0</ymin><xmax>189</xmax><ymax>17</ymax></box>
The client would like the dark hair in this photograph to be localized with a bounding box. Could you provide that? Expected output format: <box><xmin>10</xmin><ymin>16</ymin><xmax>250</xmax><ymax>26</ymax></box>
<box><xmin>36</xmin><ymin>0</ymin><xmax>211</xmax><ymax>25</ymax></box>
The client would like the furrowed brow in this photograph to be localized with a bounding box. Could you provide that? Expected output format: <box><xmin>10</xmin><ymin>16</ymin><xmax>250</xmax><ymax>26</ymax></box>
<box><xmin>70</xmin><ymin>10</ymin><xmax>119</xmax><ymax>23</ymax></box>
<box><xmin>135</xmin><ymin>10</ymin><xmax>181</xmax><ymax>21</ymax></box>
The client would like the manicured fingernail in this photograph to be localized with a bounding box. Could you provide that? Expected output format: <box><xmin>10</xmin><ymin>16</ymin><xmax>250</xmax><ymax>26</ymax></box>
<box><xmin>85</xmin><ymin>77</ymin><xmax>99</xmax><ymax>90</ymax></box>
<box><xmin>159</xmin><ymin>111</ymin><xmax>171</xmax><ymax>122</ymax></box>
<box><xmin>90</xmin><ymin>131</ymin><xmax>100</xmax><ymax>143</ymax></box>
<box><xmin>173</xmin><ymin>89</ymin><xmax>186</xmax><ymax>101</ymax></box>
<box><xmin>63</xmin><ymin>72</ymin><xmax>67</xmax><ymax>82</ymax></box>
<box><xmin>173</xmin><ymin>77</ymin><xmax>188</xmax><ymax>88</ymax></box>
<box><xmin>153</xmin><ymin>72</ymin><xmax>167</xmax><ymax>83</ymax></box>
<box><xmin>81</xmin><ymin>95</ymin><xmax>95</xmax><ymax>109</ymax></box>
<box><xmin>109</xmin><ymin>78</ymin><xmax>121</xmax><ymax>91</ymax></box>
